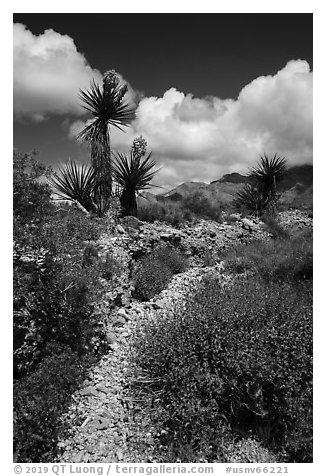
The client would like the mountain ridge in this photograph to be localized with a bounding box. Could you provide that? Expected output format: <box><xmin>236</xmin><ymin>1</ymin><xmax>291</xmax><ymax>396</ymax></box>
<box><xmin>138</xmin><ymin>164</ymin><xmax>313</xmax><ymax>209</ymax></box>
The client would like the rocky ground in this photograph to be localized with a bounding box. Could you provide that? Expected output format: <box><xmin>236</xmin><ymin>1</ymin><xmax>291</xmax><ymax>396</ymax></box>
<box><xmin>55</xmin><ymin>209</ymin><xmax>312</xmax><ymax>463</ymax></box>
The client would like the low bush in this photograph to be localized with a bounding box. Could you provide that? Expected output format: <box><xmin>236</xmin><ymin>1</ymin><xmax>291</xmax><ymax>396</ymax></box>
<box><xmin>138</xmin><ymin>194</ymin><xmax>223</xmax><ymax>225</ymax></box>
<box><xmin>200</xmin><ymin>249</ymin><xmax>216</xmax><ymax>267</ymax></box>
<box><xmin>130</xmin><ymin>277</ymin><xmax>312</xmax><ymax>462</ymax></box>
<box><xmin>14</xmin><ymin>343</ymin><xmax>93</xmax><ymax>462</ymax></box>
<box><xmin>137</xmin><ymin>201</ymin><xmax>191</xmax><ymax>226</ymax></box>
<box><xmin>132</xmin><ymin>245</ymin><xmax>188</xmax><ymax>301</ymax></box>
<box><xmin>133</xmin><ymin>258</ymin><xmax>173</xmax><ymax>301</ymax></box>
<box><xmin>13</xmin><ymin>150</ymin><xmax>55</xmax><ymax>225</ymax></box>
<box><xmin>223</xmin><ymin>229</ymin><xmax>312</xmax><ymax>284</ymax></box>
<box><xmin>13</xmin><ymin>244</ymin><xmax>108</xmax><ymax>377</ymax></box>
<box><xmin>13</xmin><ymin>206</ymin><xmax>111</xmax><ymax>377</ymax></box>
<box><xmin>151</xmin><ymin>244</ymin><xmax>188</xmax><ymax>275</ymax></box>
<box><xmin>262</xmin><ymin>214</ymin><xmax>290</xmax><ymax>240</ymax></box>
<box><xmin>181</xmin><ymin>193</ymin><xmax>222</xmax><ymax>221</ymax></box>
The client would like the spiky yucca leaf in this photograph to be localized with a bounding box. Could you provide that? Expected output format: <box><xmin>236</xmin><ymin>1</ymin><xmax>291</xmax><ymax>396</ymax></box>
<box><xmin>234</xmin><ymin>184</ymin><xmax>268</xmax><ymax>216</ymax></box>
<box><xmin>49</xmin><ymin>160</ymin><xmax>96</xmax><ymax>213</ymax></box>
<box><xmin>112</xmin><ymin>150</ymin><xmax>160</xmax><ymax>216</ymax></box>
<box><xmin>77</xmin><ymin>79</ymin><xmax>135</xmax><ymax>146</ymax></box>
<box><xmin>249</xmin><ymin>153</ymin><xmax>287</xmax><ymax>191</ymax></box>
<box><xmin>112</xmin><ymin>151</ymin><xmax>159</xmax><ymax>192</ymax></box>
<box><xmin>235</xmin><ymin>154</ymin><xmax>287</xmax><ymax>216</ymax></box>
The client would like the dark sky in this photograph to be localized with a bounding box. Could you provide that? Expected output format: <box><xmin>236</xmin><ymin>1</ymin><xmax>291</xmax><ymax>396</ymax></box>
<box><xmin>13</xmin><ymin>13</ymin><xmax>313</xmax><ymax>178</ymax></box>
<box><xmin>14</xmin><ymin>13</ymin><xmax>313</xmax><ymax>98</ymax></box>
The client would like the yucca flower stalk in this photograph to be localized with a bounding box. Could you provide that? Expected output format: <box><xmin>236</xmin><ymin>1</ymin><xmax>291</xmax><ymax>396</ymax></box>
<box><xmin>49</xmin><ymin>160</ymin><xmax>97</xmax><ymax>213</ymax></box>
<box><xmin>112</xmin><ymin>137</ymin><xmax>160</xmax><ymax>217</ymax></box>
<box><xmin>77</xmin><ymin>70</ymin><xmax>135</xmax><ymax>217</ymax></box>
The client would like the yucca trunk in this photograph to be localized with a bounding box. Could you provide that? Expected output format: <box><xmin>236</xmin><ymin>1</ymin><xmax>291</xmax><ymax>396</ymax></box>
<box><xmin>120</xmin><ymin>186</ymin><xmax>137</xmax><ymax>217</ymax></box>
<box><xmin>91</xmin><ymin>140</ymin><xmax>112</xmax><ymax>217</ymax></box>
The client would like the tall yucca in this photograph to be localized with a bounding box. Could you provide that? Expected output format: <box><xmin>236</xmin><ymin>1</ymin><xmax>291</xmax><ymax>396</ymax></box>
<box><xmin>77</xmin><ymin>70</ymin><xmax>135</xmax><ymax>216</ymax></box>
<box><xmin>112</xmin><ymin>137</ymin><xmax>159</xmax><ymax>216</ymax></box>
<box><xmin>49</xmin><ymin>160</ymin><xmax>97</xmax><ymax>213</ymax></box>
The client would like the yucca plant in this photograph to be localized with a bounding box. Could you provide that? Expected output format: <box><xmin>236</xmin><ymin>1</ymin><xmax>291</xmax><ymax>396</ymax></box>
<box><xmin>49</xmin><ymin>160</ymin><xmax>97</xmax><ymax>214</ymax></box>
<box><xmin>235</xmin><ymin>154</ymin><xmax>287</xmax><ymax>216</ymax></box>
<box><xmin>77</xmin><ymin>70</ymin><xmax>135</xmax><ymax>217</ymax></box>
<box><xmin>249</xmin><ymin>153</ymin><xmax>287</xmax><ymax>213</ymax></box>
<box><xmin>234</xmin><ymin>183</ymin><xmax>267</xmax><ymax>217</ymax></box>
<box><xmin>112</xmin><ymin>137</ymin><xmax>160</xmax><ymax>217</ymax></box>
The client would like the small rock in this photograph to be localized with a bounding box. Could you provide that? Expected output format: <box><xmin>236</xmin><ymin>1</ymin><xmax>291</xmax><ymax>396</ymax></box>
<box><xmin>72</xmin><ymin>450</ymin><xmax>85</xmax><ymax>463</ymax></box>
<box><xmin>113</xmin><ymin>315</ymin><xmax>126</xmax><ymax>327</ymax></box>
<box><xmin>106</xmin><ymin>332</ymin><xmax>117</xmax><ymax>345</ymax></box>
<box><xmin>95</xmin><ymin>418</ymin><xmax>112</xmax><ymax>430</ymax></box>
<box><xmin>118</xmin><ymin>308</ymin><xmax>130</xmax><ymax>320</ymax></box>
<box><xmin>109</xmin><ymin>342</ymin><xmax>119</xmax><ymax>352</ymax></box>
<box><xmin>79</xmin><ymin>386</ymin><xmax>99</xmax><ymax>397</ymax></box>
<box><xmin>96</xmin><ymin>383</ymin><xmax>110</xmax><ymax>394</ymax></box>
<box><xmin>120</xmin><ymin>331</ymin><xmax>131</xmax><ymax>338</ymax></box>
<box><xmin>152</xmin><ymin>300</ymin><xmax>164</xmax><ymax>310</ymax></box>
<box><xmin>241</xmin><ymin>218</ymin><xmax>256</xmax><ymax>232</ymax></box>
<box><xmin>116</xmin><ymin>224</ymin><xmax>125</xmax><ymax>234</ymax></box>
<box><xmin>116</xmin><ymin>449</ymin><xmax>124</xmax><ymax>461</ymax></box>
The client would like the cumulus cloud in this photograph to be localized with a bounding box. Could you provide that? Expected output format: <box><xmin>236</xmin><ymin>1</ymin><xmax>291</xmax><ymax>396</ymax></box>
<box><xmin>13</xmin><ymin>23</ymin><xmax>103</xmax><ymax>121</ymax></box>
<box><xmin>14</xmin><ymin>23</ymin><xmax>139</xmax><ymax>122</ymax></box>
<box><xmin>69</xmin><ymin>60</ymin><xmax>312</xmax><ymax>189</ymax></box>
<box><xmin>15</xmin><ymin>23</ymin><xmax>131</xmax><ymax>123</ymax></box>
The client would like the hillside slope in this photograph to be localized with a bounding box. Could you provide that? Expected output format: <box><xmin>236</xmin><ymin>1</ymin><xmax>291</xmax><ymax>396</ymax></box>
<box><xmin>138</xmin><ymin>164</ymin><xmax>313</xmax><ymax>210</ymax></box>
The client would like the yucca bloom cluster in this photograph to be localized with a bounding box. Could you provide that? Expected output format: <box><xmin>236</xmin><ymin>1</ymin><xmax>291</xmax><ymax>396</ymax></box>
<box><xmin>103</xmin><ymin>69</ymin><xmax>119</xmax><ymax>89</ymax></box>
<box><xmin>132</xmin><ymin>136</ymin><xmax>147</xmax><ymax>159</ymax></box>
<box><xmin>103</xmin><ymin>70</ymin><xmax>128</xmax><ymax>105</ymax></box>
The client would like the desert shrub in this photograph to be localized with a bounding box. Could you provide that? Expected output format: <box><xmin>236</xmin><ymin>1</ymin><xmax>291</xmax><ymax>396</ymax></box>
<box><xmin>200</xmin><ymin>249</ymin><xmax>216</xmax><ymax>267</ymax></box>
<box><xmin>138</xmin><ymin>201</ymin><xmax>191</xmax><ymax>226</ymax></box>
<box><xmin>13</xmin><ymin>242</ymin><xmax>108</xmax><ymax>376</ymax></box>
<box><xmin>13</xmin><ymin>150</ymin><xmax>55</xmax><ymax>224</ymax></box>
<box><xmin>82</xmin><ymin>241</ymin><xmax>99</xmax><ymax>267</ymax></box>
<box><xmin>137</xmin><ymin>202</ymin><xmax>168</xmax><ymax>223</ymax></box>
<box><xmin>101</xmin><ymin>252</ymin><xmax>122</xmax><ymax>281</ymax></box>
<box><xmin>42</xmin><ymin>205</ymin><xmax>108</xmax><ymax>253</ymax></box>
<box><xmin>223</xmin><ymin>229</ymin><xmax>312</xmax><ymax>284</ymax></box>
<box><xmin>132</xmin><ymin>245</ymin><xmax>188</xmax><ymax>300</ymax></box>
<box><xmin>14</xmin><ymin>342</ymin><xmax>93</xmax><ymax>462</ymax></box>
<box><xmin>130</xmin><ymin>276</ymin><xmax>312</xmax><ymax>462</ymax></box>
<box><xmin>133</xmin><ymin>258</ymin><xmax>173</xmax><ymax>301</ymax></box>
<box><xmin>181</xmin><ymin>193</ymin><xmax>222</xmax><ymax>221</ymax></box>
<box><xmin>13</xmin><ymin>206</ymin><xmax>111</xmax><ymax>377</ymax></box>
<box><xmin>221</xmin><ymin>438</ymin><xmax>278</xmax><ymax>463</ymax></box>
<box><xmin>151</xmin><ymin>244</ymin><xmax>188</xmax><ymax>275</ymax></box>
<box><xmin>262</xmin><ymin>214</ymin><xmax>290</xmax><ymax>240</ymax></box>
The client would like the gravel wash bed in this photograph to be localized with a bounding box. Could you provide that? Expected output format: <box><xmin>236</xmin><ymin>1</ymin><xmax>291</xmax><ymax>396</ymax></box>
<box><xmin>56</xmin><ymin>263</ymin><xmax>230</xmax><ymax>463</ymax></box>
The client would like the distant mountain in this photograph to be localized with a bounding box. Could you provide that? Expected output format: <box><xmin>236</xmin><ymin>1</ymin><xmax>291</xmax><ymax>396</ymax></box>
<box><xmin>211</xmin><ymin>172</ymin><xmax>248</xmax><ymax>185</ymax></box>
<box><xmin>137</xmin><ymin>164</ymin><xmax>313</xmax><ymax>209</ymax></box>
<box><xmin>158</xmin><ymin>180</ymin><xmax>245</xmax><ymax>205</ymax></box>
<box><xmin>278</xmin><ymin>164</ymin><xmax>313</xmax><ymax>191</ymax></box>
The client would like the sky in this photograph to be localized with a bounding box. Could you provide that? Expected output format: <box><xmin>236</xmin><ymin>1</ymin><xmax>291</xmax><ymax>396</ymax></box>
<box><xmin>13</xmin><ymin>13</ymin><xmax>313</xmax><ymax>191</ymax></box>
